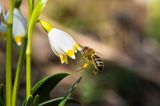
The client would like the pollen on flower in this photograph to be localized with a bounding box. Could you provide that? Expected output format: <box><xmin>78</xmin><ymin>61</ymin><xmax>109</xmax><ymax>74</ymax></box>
<box><xmin>67</xmin><ymin>50</ymin><xmax>75</xmax><ymax>59</ymax></box>
<box><xmin>74</xmin><ymin>43</ymin><xmax>81</xmax><ymax>51</ymax></box>
<box><xmin>60</xmin><ymin>55</ymin><xmax>68</xmax><ymax>64</ymax></box>
<box><xmin>73</xmin><ymin>47</ymin><xmax>77</xmax><ymax>53</ymax></box>
<box><xmin>15</xmin><ymin>36</ymin><xmax>23</xmax><ymax>46</ymax></box>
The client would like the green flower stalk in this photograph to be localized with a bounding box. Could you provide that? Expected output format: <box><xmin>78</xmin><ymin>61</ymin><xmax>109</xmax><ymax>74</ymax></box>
<box><xmin>26</xmin><ymin>0</ymin><xmax>34</xmax><ymax>99</ymax></box>
<box><xmin>26</xmin><ymin>0</ymin><xmax>48</xmax><ymax>99</ymax></box>
<box><xmin>12</xmin><ymin>37</ymin><xmax>27</xmax><ymax>106</ymax></box>
<box><xmin>6</xmin><ymin>0</ymin><xmax>14</xmax><ymax>106</ymax></box>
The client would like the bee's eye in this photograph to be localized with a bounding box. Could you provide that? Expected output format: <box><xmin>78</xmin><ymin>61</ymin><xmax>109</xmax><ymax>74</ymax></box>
<box><xmin>82</xmin><ymin>47</ymin><xmax>86</xmax><ymax>52</ymax></box>
<box><xmin>83</xmin><ymin>49</ymin><xmax>85</xmax><ymax>52</ymax></box>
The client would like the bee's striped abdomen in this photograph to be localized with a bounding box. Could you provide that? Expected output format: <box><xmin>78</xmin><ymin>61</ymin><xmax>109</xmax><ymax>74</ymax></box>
<box><xmin>92</xmin><ymin>54</ymin><xmax>104</xmax><ymax>72</ymax></box>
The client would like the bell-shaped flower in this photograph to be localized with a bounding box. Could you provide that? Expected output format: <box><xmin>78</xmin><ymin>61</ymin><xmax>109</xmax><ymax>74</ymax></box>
<box><xmin>4</xmin><ymin>8</ymin><xmax>26</xmax><ymax>45</ymax></box>
<box><xmin>39</xmin><ymin>20</ymin><xmax>81</xmax><ymax>64</ymax></box>
<box><xmin>12</xmin><ymin>8</ymin><xmax>26</xmax><ymax>45</ymax></box>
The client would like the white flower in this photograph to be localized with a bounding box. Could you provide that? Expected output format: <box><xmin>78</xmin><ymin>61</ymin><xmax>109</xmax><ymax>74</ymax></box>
<box><xmin>48</xmin><ymin>28</ymin><xmax>81</xmax><ymax>64</ymax></box>
<box><xmin>39</xmin><ymin>20</ymin><xmax>81</xmax><ymax>64</ymax></box>
<box><xmin>0</xmin><ymin>6</ymin><xmax>26</xmax><ymax>44</ymax></box>
<box><xmin>0</xmin><ymin>1</ymin><xmax>7</xmax><ymax>33</ymax></box>
<box><xmin>12</xmin><ymin>8</ymin><xmax>26</xmax><ymax>46</ymax></box>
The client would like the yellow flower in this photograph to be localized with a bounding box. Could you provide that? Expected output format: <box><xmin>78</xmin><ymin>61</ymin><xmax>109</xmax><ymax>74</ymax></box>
<box><xmin>39</xmin><ymin>20</ymin><xmax>81</xmax><ymax>64</ymax></box>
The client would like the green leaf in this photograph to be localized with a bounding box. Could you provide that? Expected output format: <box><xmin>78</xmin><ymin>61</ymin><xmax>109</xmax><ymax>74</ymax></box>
<box><xmin>32</xmin><ymin>73</ymin><xmax>69</xmax><ymax>103</ymax></box>
<box><xmin>25</xmin><ymin>95</ymin><xmax>33</xmax><ymax>106</ymax></box>
<box><xmin>58</xmin><ymin>76</ymin><xmax>82</xmax><ymax>106</ymax></box>
<box><xmin>33</xmin><ymin>95</ymin><xmax>39</xmax><ymax>106</ymax></box>
<box><xmin>0</xmin><ymin>98</ymin><xmax>4</xmax><ymax>106</ymax></box>
<box><xmin>0</xmin><ymin>84</ymin><xmax>4</xmax><ymax>106</ymax></box>
<box><xmin>38</xmin><ymin>97</ymin><xmax>81</xmax><ymax>106</ymax></box>
<box><xmin>22</xmin><ymin>95</ymin><xmax>39</xmax><ymax>106</ymax></box>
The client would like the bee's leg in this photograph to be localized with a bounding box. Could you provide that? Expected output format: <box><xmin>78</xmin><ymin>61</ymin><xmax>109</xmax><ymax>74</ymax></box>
<box><xmin>78</xmin><ymin>55</ymin><xmax>86</xmax><ymax>64</ymax></box>
<box><xmin>78</xmin><ymin>59</ymin><xmax>83</xmax><ymax>64</ymax></box>
<box><xmin>83</xmin><ymin>63</ymin><xmax>89</xmax><ymax>70</ymax></box>
<box><xmin>77</xmin><ymin>63</ymin><xmax>88</xmax><ymax>72</ymax></box>
<box><xmin>77</xmin><ymin>60</ymin><xmax>89</xmax><ymax>72</ymax></box>
<box><xmin>77</xmin><ymin>56</ymin><xmax>87</xmax><ymax>71</ymax></box>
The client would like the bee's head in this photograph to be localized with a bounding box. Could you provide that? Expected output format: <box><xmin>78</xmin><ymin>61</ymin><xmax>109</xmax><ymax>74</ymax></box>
<box><xmin>81</xmin><ymin>46</ymin><xmax>88</xmax><ymax>52</ymax></box>
<box><xmin>81</xmin><ymin>46</ymin><xmax>90</xmax><ymax>57</ymax></box>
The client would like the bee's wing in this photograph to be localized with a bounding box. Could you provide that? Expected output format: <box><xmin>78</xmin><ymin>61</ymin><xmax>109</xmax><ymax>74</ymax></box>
<box><xmin>95</xmin><ymin>51</ymin><xmax>103</xmax><ymax>60</ymax></box>
<box><xmin>94</xmin><ymin>52</ymin><xmax>104</xmax><ymax>70</ymax></box>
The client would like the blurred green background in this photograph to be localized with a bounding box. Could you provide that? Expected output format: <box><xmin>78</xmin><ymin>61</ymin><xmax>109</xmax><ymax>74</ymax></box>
<box><xmin>1</xmin><ymin>0</ymin><xmax>160</xmax><ymax>106</ymax></box>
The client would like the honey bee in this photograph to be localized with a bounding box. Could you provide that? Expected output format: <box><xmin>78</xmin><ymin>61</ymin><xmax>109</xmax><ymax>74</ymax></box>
<box><xmin>79</xmin><ymin>46</ymin><xmax>104</xmax><ymax>75</ymax></box>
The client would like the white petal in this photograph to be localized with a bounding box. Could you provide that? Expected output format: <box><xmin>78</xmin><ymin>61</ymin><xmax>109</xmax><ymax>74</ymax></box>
<box><xmin>48</xmin><ymin>29</ymin><xmax>64</xmax><ymax>55</ymax></box>
<box><xmin>49</xmin><ymin>28</ymin><xmax>75</xmax><ymax>52</ymax></box>
<box><xmin>12</xmin><ymin>8</ymin><xmax>26</xmax><ymax>39</ymax></box>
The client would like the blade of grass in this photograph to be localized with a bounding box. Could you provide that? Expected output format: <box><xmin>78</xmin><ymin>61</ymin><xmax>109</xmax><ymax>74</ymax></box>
<box><xmin>39</xmin><ymin>97</ymin><xmax>80</xmax><ymax>106</ymax></box>
<box><xmin>12</xmin><ymin>37</ymin><xmax>27</xmax><ymax>106</ymax></box>
<box><xmin>58</xmin><ymin>76</ymin><xmax>82</xmax><ymax>106</ymax></box>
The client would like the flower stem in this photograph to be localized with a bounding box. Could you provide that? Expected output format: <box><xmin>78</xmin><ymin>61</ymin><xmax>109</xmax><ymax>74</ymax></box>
<box><xmin>12</xmin><ymin>37</ymin><xmax>27</xmax><ymax>106</ymax></box>
<box><xmin>26</xmin><ymin>0</ymin><xmax>34</xmax><ymax>99</ymax></box>
<box><xmin>6</xmin><ymin>24</ymin><xmax>13</xmax><ymax>106</ymax></box>
<box><xmin>26</xmin><ymin>52</ymin><xmax>31</xmax><ymax>99</ymax></box>
<box><xmin>28</xmin><ymin>0</ymin><xmax>34</xmax><ymax>20</ymax></box>
<box><xmin>26</xmin><ymin>21</ymin><xmax>34</xmax><ymax>99</ymax></box>
<box><xmin>6</xmin><ymin>0</ymin><xmax>14</xmax><ymax>106</ymax></box>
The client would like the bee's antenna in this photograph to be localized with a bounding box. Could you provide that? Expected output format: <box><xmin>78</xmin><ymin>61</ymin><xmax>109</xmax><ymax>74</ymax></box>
<box><xmin>79</xmin><ymin>44</ymin><xmax>84</xmax><ymax>48</ymax></box>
